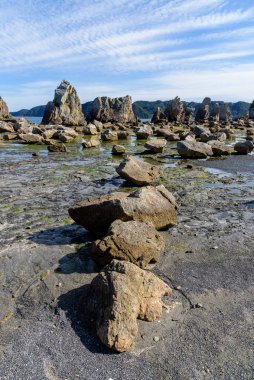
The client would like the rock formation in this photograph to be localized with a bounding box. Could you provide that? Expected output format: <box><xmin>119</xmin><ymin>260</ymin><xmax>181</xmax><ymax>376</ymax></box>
<box><xmin>151</xmin><ymin>107</ymin><xmax>167</xmax><ymax>123</ymax></box>
<box><xmin>68</xmin><ymin>185</ymin><xmax>178</xmax><ymax>234</ymax></box>
<box><xmin>177</xmin><ymin>141</ymin><xmax>213</xmax><ymax>158</ymax></box>
<box><xmin>116</xmin><ymin>156</ymin><xmax>162</xmax><ymax>185</ymax></box>
<box><xmin>210</xmin><ymin>102</ymin><xmax>220</xmax><ymax>122</ymax></box>
<box><xmin>249</xmin><ymin>101</ymin><xmax>254</xmax><ymax>119</ymax></box>
<box><xmin>219</xmin><ymin>102</ymin><xmax>231</xmax><ymax>122</ymax></box>
<box><xmin>195</xmin><ymin>97</ymin><xmax>211</xmax><ymax>122</ymax></box>
<box><xmin>165</xmin><ymin>96</ymin><xmax>185</xmax><ymax>123</ymax></box>
<box><xmin>92</xmin><ymin>220</ymin><xmax>165</xmax><ymax>268</ymax></box>
<box><xmin>88</xmin><ymin>95</ymin><xmax>136</xmax><ymax>123</ymax></box>
<box><xmin>0</xmin><ymin>97</ymin><xmax>10</xmax><ymax>120</ymax></box>
<box><xmin>184</xmin><ymin>106</ymin><xmax>195</xmax><ymax>124</ymax></box>
<box><xmin>42</xmin><ymin>80</ymin><xmax>85</xmax><ymax>126</ymax></box>
<box><xmin>77</xmin><ymin>260</ymin><xmax>172</xmax><ymax>352</ymax></box>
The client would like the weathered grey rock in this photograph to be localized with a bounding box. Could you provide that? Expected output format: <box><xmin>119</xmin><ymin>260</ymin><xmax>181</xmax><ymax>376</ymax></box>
<box><xmin>92</xmin><ymin>220</ymin><xmax>165</xmax><ymax>268</ymax></box>
<box><xmin>42</xmin><ymin>80</ymin><xmax>85</xmax><ymax>126</ymax></box>
<box><xmin>144</xmin><ymin>139</ymin><xmax>167</xmax><ymax>153</ymax></box>
<box><xmin>192</xmin><ymin>125</ymin><xmax>210</xmax><ymax>137</ymax></box>
<box><xmin>82</xmin><ymin>137</ymin><xmax>100</xmax><ymax>148</ymax></box>
<box><xmin>77</xmin><ymin>260</ymin><xmax>172</xmax><ymax>352</ymax></box>
<box><xmin>68</xmin><ymin>185</ymin><xmax>178</xmax><ymax>234</ymax></box>
<box><xmin>185</xmin><ymin>106</ymin><xmax>195</xmax><ymax>124</ymax></box>
<box><xmin>84</xmin><ymin>123</ymin><xmax>98</xmax><ymax>135</ymax></box>
<box><xmin>177</xmin><ymin>141</ymin><xmax>213</xmax><ymax>158</ymax></box>
<box><xmin>207</xmin><ymin>141</ymin><xmax>233</xmax><ymax>156</ymax></box>
<box><xmin>88</xmin><ymin>95</ymin><xmax>136</xmax><ymax>123</ymax></box>
<box><xmin>195</xmin><ymin>97</ymin><xmax>211</xmax><ymax>122</ymax></box>
<box><xmin>219</xmin><ymin>102</ymin><xmax>231</xmax><ymax>122</ymax></box>
<box><xmin>18</xmin><ymin>134</ymin><xmax>43</xmax><ymax>144</ymax></box>
<box><xmin>234</xmin><ymin>141</ymin><xmax>254</xmax><ymax>154</ymax></box>
<box><xmin>116</xmin><ymin>156</ymin><xmax>162</xmax><ymax>185</ymax></box>
<box><xmin>101</xmin><ymin>129</ymin><xmax>118</xmax><ymax>141</ymax></box>
<box><xmin>92</xmin><ymin>119</ymin><xmax>103</xmax><ymax>132</ymax></box>
<box><xmin>164</xmin><ymin>132</ymin><xmax>180</xmax><ymax>141</ymax></box>
<box><xmin>136</xmin><ymin>125</ymin><xmax>153</xmax><ymax>139</ymax></box>
<box><xmin>117</xmin><ymin>131</ymin><xmax>129</xmax><ymax>140</ymax></box>
<box><xmin>165</xmin><ymin>97</ymin><xmax>185</xmax><ymax>123</ymax></box>
<box><xmin>210</xmin><ymin>102</ymin><xmax>220</xmax><ymax>121</ymax></box>
<box><xmin>151</xmin><ymin>107</ymin><xmax>167</xmax><ymax>124</ymax></box>
<box><xmin>0</xmin><ymin>121</ymin><xmax>14</xmax><ymax>133</ymax></box>
<box><xmin>0</xmin><ymin>97</ymin><xmax>10</xmax><ymax>120</ymax></box>
<box><xmin>112</xmin><ymin>145</ymin><xmax>126</xmax><ymax>155</ymax></box>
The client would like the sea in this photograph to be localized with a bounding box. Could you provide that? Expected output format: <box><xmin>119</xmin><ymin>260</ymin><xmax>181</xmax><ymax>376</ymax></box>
<box><xmin>19</xmin><ymin>117</ymin><xmax>150</xmax><ymax>124</ymax></box>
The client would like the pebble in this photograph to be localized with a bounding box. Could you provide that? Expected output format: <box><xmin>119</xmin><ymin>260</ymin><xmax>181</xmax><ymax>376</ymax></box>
<box><xmin>153</xmin><ymin>336</ymin><xmax>160</xmax><ymax>342</ymax></box>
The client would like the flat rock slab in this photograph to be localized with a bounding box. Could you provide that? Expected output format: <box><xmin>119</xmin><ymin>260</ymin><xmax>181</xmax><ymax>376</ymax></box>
<box><xmin>116</xmin><ymin>156</ymin><xmax>163</xmax><ymax>185</ymax></box>
<box><xmin>92</xmin><ymin>219</ymin><xmax>165</xmax><ymax>268</ymax></box>
<box><xmin>177</xmin><ymin>140</ymin><xmax>213</xmax><ymax>158</ymax></box>
<box><xmin>68</xmin><ymin>185</ymin><xmax>178</xmax><ymax>234</ymax></box>
<box><xmin>144</xmin><ymin>139</ymin><xmax>167</xmax><ymax>153</ymax></box>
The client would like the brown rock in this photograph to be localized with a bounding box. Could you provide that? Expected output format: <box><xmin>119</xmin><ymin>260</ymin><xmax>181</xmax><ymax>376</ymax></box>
<box><xmin>88</xmin><ymin>95</ymin><xmax>136</xmax><ymax>123</ymax></box>
<box><xmin>18</xmin><ymin>134</ymin><xmax>43</xmax><ymax>144</ymax></box>
<box><xmin>82</xmin><ymin>137</ymin><xmax>100</xmax><ymax>148</ymax></box>
<box><xmin>78</xmin><ymin>260</ymin><xmax>172</xmax><ymax>352</ymax></box>
<box><xmin>116</xmin><ymin>156</ymin><xmax>162</xmax><ymax>185</ymax></box>
<box><xmin>0</xmin><ymin>97</ymin><xmax>10</xmax><ymax>120</ymax></box>
<box><xmin>165</xmin><ymin>96</ymin><xmax>185</xmax><ymax>123</ymax></box>
<box><xmin>101</xmin><ymin>129</ymin><xmax>118</xmax><ymax>141</ymax></box>
<box><xmin>144</xmin><ymin>139</ymin><xmax>167</xmax><ymax>153</ymax></box>
<box><xmin>42</xmin><ymin>80</ymin><xmax>85</xmax><ymax>126</ymax></box>
<box><xmin>92</xmin><ymin>220</ymin><xmax>165</xmax><ymax>268</ymax></box>
<box><xmin>151</xmin><ymin>107</ymin><xmax>167</xmax><ymax>124</ymax></box>
<box><xmin>0</xmin><ymin>121</ymin><xmax>14</xmax><ymax>133</ymax></box>
<box><xmin>112</xmin><ymin>144</ymin><xmax>126</xmax><ymax>155</ymax></box>
<box><xmin>68</xmin><ymin>185</ymin><xmax>177</xmax><ymax>234</ymax></box>
<box><xmin>207</xmin><ymin>141</ymin><xmax>233</xmax><ymax>156</ymax></box>
<box><xmin>47</xmin><ymin>143</ymin><xmax>67</xmax><ymax>152</ymax></box>
<box><xmin>177</xmin><ymin>141</ymin><xmax>213</xmax><ymax>158</ymax></box>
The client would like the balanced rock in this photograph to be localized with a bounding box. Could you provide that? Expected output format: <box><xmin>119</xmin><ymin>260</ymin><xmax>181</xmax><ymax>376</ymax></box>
<box><xmin>92</xmin><ymin>220</ymin><xmax>165</xmax><ymax>268</ymax></box>
<box><xmin>151</xmin><ymin>107</ymin><xmax>167</xmax><ymax>124</ymax></box>
<box><xmin>88</xmin><ymin>95</ymin><xmax>136</xmax><ymax>123</ymax></box>
<box><xmin>68</xmin><ymin>185</ymin><xmax>178</xmax><ymax>234</ymax></box>
<box><xmin>0</xmin><ymin>97</ymin><xmax>10</xmax><ymax>120</ymax></box>
<box><xmin>165</xmin><ymin>96</ymin><xmax>185</xmax><ymax>123</ymax></box>
<box><xmin>195</xmin><ymin>97</ymin><xmax>211</xmax><ymax>122</ymax></box>
<box><xmin>42</xmin><ymin>80</ymin><xmax>85</xmax><ymax>126</ymax></box>
<box><xmin>112</xmin><ymin>144</ymin><xmax>126</xmax><ymax>155</ymax></box>
<box><xmin>116</xmin><ymin>156</ymin><xmax>162</xmax><ymax>185</ymax></box>
<box><xmin>144</xmin><ymin>139</ymin><xmax>167</xmax><ymax>153</ymax></box>
<box><xmin>177</xmin><ymin>141</ymin><xmax>213</xmax><ymax>158</ymax></box>
<box><xmin>77</xmin><ymin>260</ymin><xmax>172</xmax><ymax>352</ymax></box>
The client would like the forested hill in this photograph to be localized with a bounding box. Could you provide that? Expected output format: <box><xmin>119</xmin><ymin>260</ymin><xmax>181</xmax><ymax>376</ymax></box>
<box><xmin>11</xmin><ymin>100</ymin><xmax>251</xmax><ymax>120</ymax></box>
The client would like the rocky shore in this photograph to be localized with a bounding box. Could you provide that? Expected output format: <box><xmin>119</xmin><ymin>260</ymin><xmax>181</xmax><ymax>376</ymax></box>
<box><xmin>0</xmin><ymin>82</ymin><xmax>254</xmax><ymax>379</ymax></box>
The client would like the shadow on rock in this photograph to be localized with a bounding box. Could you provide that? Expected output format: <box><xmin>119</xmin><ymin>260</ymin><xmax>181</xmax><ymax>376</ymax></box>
<box><xmin>28</xmin><ymin>223</ymin><xmax>94</xmax><ymax>246</ymax></box>
<box><xmin>55</xmin><ymin>246</ymin><xmax>99</xmax><ymax>274</ymax></box>
<box><xmin>57</xmin><ymin>285</ymin><xmax>116</xmax><ymax>355</ymax></box>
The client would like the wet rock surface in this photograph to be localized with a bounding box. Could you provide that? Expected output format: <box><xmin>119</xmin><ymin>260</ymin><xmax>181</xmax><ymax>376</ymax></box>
<box><xmin>0</xmin><ymin>134</ymin><xmax>254</xmax><ymax>379</ymax></box>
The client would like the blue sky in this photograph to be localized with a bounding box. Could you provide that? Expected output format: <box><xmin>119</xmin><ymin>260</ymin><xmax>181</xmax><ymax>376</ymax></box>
<box><xmin>1</xmin><ymin>0</ymin><xmax>254</xmax><ymax>110</ymax></box>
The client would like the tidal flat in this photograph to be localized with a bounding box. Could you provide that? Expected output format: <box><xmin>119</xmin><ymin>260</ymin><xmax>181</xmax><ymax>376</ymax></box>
<box><xmin>0</xmin><ymin>138</ymin><xmax>253</xmax><ymax>379</ymax></box>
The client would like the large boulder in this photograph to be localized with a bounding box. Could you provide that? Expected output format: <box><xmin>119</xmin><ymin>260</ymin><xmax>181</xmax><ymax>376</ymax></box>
<box><xmin>77</xmin><ymin>260</ymin><xmax>172</xmax><ymax>352</ymax></box>
<box><xmin>234</xmin><ymin>141</ymin><xmax>254</xmax><ymax>154</ymax></box>
<box><xmin>88</xmin><ymin>95</ymin><xmax>136</xmax><ymax>123</ymax></box>
<box><xmin>207</xmin><ymin>141</ymin><xmax>233</xmax><ymax>156</ymax></box>
<box><xmin>195</xmin><ymin>97</ymin><xmax>211</xmax><ymax>122</ymax></box>
<box><xmin>92</xmin><ymin>220</ymin><xmax>165</xmax><ymax>268</ymax></box>
<box><xmin>135</xmin><ymin>125</ymin><xmax>153</xmax><ymax>139</ymax></box>
<box><xmin>116</xmin><ymin>156</ymin><xmax>162</xmax><ymax>185</ymax></box>
<box><xmin>144</xmin><ymin>139</ymin><xmax>167</xmax><ymax>153</ymax></box>
<box><xmin>18</xmin><ymin>134</ymin><xmax>43</xmax><ymax>144</ymax></box>
<box><xmin>112</xmin><ymin>144</ymin><xmax>126</xmax><ymax>155</ymax></box>
<box><xmin>165</xmin><ymin>96</ymin><xmax>185</xmax><ymax>123</ymax></box>
<box><xmin>42</xmin><ymin>80</ymin><xmax>85</xmax><ymax>126</ymax></box>
<box><xmin>68</xmin><ymin>185</ymin><xmax>178</xmax><ymax>234</ymax></box>
<box><xmin>0</xmin><ymin>121</ymin><xmax>14</xmax><ymax>133</ymax></box>
<box><xmin>177</xmin><ymin>140</ymin><xmax>213</xmax><ymax>158</ymax></box>
<box><xmin>0</xmin><ymin>97</ymin><xmax>10</xmax><ymax>120</ymax></box>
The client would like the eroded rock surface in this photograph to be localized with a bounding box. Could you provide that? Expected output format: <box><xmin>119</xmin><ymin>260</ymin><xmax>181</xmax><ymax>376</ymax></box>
<box><xmin>0</xmin><ymin>97</ymin><xmax>10</xmax><ymax>120</ymax></box>
<box><xmin>177</xmin><ymin>140</ymin><xmax>213</xmax><ymax>158</ymax></box>
<box><xmin>92</xmin><ymin>220</ymin><xmax>165</xmax><ymax>268</ymax></box>
<box><xmin>88</xmin><ymin>95</ymin><xmax>136</xmax><ymax>123</ymax></box>
<box><xmin>78</xmin><ymin>260</ymin><xmax>172</xmax><ymax>352</ymax></box>
<box><xmin>68</xmin><ymin>185</ymin><xmax>178</xmax><ymax>234</ymax></box>
<box><xmin>42</xmin><ymin>80</ymin><xmax>85</xmax><ymax>126</ymax></box>
<box><xmin>116</xmin><ymin>156</ymin><xmax>162</xmax><ymax>185</ymax></box>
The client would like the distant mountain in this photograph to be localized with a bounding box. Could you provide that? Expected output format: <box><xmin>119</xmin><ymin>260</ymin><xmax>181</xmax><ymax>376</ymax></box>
<box><xmin>11</xmin><ymin>105</ymin><xmax>46</xmax><ymax>117</ymax></box>
<box><xmin>11</xmin><ymin>100</ymin><xmax>250</xmax><ymax>120</ymax></box>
